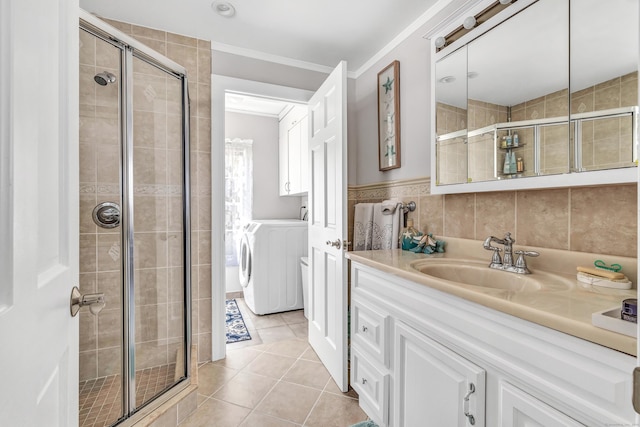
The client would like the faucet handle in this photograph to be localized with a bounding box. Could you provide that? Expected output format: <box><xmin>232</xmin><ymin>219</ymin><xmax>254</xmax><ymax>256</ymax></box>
<box><xmin>514</xmin><ymin>250</ymin><xmax>539</xmax><ymax>258</ymax></box>
<box><xmin>514</xmin><ymin>250</ymin><xmax>539</xmax><ymax>273</ymax></box>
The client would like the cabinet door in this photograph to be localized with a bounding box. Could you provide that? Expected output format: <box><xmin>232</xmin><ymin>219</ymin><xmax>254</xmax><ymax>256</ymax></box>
<box><xmin>500</xmin><ymin>382</ymin><xmax>584</xmax><ymax>427</ymax></box>
<box><xmin>288</xmin><ymin>118</ymin><xmax>302</xmax><ymax>194</ymax></box>
<box><xmin>394</xmin><ymin>321</ymin><xmax>486</xmax><ymax>427</ymax></box>
<box><xmin>279</xmin><ymin>117</ymin><xmax>290</xmax><ymax>195</ymax></box>
<box><xmin>299</xmin><ymin>115</ymin><xmax>309</xmax><ymax>192</ymax></box>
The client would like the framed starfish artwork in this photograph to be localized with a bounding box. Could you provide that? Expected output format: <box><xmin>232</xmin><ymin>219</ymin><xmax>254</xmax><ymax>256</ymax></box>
<box><xmin>377</xmin><ymin>60</ymin><xmax>401</xmax><ymax>171</ymax></box>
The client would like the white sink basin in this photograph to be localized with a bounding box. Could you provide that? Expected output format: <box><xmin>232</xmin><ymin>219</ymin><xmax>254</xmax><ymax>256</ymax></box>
<box><xmin>409</xmin><ymin>259</ymin><xmax>573</xmax><ymax>293</ymax></box>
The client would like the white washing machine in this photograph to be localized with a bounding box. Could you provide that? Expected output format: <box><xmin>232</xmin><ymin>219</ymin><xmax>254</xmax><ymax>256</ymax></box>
<box><xmin>239</xmin><ymin>219</ymin><xmax>308</xmax><ymax>315</ymax></box>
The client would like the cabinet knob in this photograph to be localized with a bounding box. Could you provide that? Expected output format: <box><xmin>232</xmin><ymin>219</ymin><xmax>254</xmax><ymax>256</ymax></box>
<box><xmin>361</xmin><ymin>378</ymin><xmax>367</xmax><ymax>385</ymax></box>
<box><xmin>362</xmin><ymin>325</ymin><xmax>368</xmax><ymax>332</ymax></box>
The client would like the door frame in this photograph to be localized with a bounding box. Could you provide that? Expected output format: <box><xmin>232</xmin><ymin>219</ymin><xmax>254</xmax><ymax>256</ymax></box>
<box><xmin>211</xmin><ymin>76</ymin><xmax>314</xmax><ymax>360</ymax></box>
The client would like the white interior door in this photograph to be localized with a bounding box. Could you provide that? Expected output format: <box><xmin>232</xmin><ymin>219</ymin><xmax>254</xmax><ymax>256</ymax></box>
<box><xmin>0</xmin><ymin>0</ymin><xmax>79</xmax><ymax>425</ymax></box>
<box><xmin>307</xmin><ymin>61</ymin><xmax>349</xmax><ymax>392</ymax></box>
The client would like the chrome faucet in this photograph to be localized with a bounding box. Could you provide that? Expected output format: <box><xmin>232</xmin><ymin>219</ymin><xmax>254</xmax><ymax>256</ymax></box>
<box><xmin>483</xmin><ymin>232</ymin><xmax>539</xmax><ymax>274</ymax></box>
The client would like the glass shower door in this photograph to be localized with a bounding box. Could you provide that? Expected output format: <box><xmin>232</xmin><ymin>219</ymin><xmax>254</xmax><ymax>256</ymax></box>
<box><xmin>131</xmin><ymin>55</ymin><xmax>188</xmax><ymax>408</ymax></box>
<box><xmin>79</xmin><ymin>28</ymin><xmax>125</xmax><ymax>427</ymax></box>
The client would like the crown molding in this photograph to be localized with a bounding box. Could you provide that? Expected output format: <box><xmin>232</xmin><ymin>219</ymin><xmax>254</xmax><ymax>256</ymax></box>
<box><xmin>211</xmin><ymin>41</ymin><xmax>358</xmax><ymax>79</ymax></box>
<box><xmin>352</xmin><ymin>0</ymin><xmax>454</xmax><ymax>78</ymax></box>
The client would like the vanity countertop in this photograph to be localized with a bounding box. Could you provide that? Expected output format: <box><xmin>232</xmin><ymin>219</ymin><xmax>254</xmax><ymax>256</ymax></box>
<box><xmin>346</xmin><ymin>246</ymin><xmax>637</xmax><ymax>356</ymax></box>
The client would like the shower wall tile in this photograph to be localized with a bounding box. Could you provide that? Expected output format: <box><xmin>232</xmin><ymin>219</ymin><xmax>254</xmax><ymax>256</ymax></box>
<box><xmin>79</xmin><ymin>234</ymin><xmax>97</xmax><ymax>273</ymax></box>
<box><xmin>103</xmin><ymin>19</ymin><xmax>132</xmax><ymax>35</ymax></box>
<box><xmin>95</xmin><ymin>38</ymin><xmax>120</xmax><ymax>69</ymax></box>
<box><xmin>136</xmin><ymin>267</ymin><xmax>169</xmax><ymax>306</ymax></box>
<box><xmin>79</xmin><ymin>144</ymin><xmax>96</xmax><ymax>182</ymax></box>
<box><xmin>79</xmin><ymin>30</ymin><xmax>96</xmax><ymax>66</ymax></box>
<box><xmin>132</xmin><ymin>24</ymin><xmax>165</xmax><ymax>42</ymax></box>
<box><xmin>168</xmin><ymin>303</ymin><xmax>185</xmax><ymax>339</ymax></box>
<box><xmin>97</xmin><ymin>271</ymin><xmax>123</xmax><ymax>308</ymax></box>
<box><xmin>167</xmin><ymin>43</ymin><xmax>198</xmax><ymax>82</ymax></box>
<box><xmin>134</xmin><ymin>232</ymin><xmax>168</xmax><ymax>269</ymax></box>
<box><xmin>136</xmin><ymin>340</ymin><xmax>169</xmax><ymax>370</ymax></box>
<box><xmin>197</xmin><ymin>118</ymin><xmax>212</xmax><ymax>153</ymax></box>
<box><xmin>167</xmin><ymin>32</ymin><xmax>198</xmax><ymax>48</ymax></box>
<box><xmin>98</xmin><ymin>308</ymin><xmax>122</xmax><ymax>349</ymax></box>
<box><xmin>137</xmin><ymin>37</ymin><xmax>167</xmax><ymax>56</ymax></box>
<box><xmin>198</xmin><ymin>265</ymin><xmax>212</xmax><ymax>299</ymax></box>
<box><xmin>198</xmin><ymin>298</ymin><xmax>212</xmax><ymax>334</ymax></box>
<box><xmin>79</xmin><ymin>350</ymin><xmax>98</xmax><ymax>382</ymax></box>
<box><xmin>166</xmin><ymin>113</ymin><xmax>183</xmax><ymax>151</ymax></box>
<box><xmin>97</xmin><ymin>347</ymin><xmax>122</xmax><ymax>378</ymax></box>
<box><xmin>97</xmin><ymin>233</ymin><xmax>122</xmax><ymax>272</ymax></box>
<box><xmin>198</xmin><ymin>332</ymin><xmax>212</xmax><ymax>362</ymax></box>
<box><xmin>79</xmin><ymin>316</ymin><xmax>97</xmax><ymax>354</ymax></box>
<box><xmin>198</xmin><ymin>197</ymin><xmax>212</xmax><ymax>230</ymax></box>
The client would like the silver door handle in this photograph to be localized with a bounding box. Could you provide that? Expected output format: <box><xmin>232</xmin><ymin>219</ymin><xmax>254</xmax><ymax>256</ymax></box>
<box><xmin>326</xmin><ymin>239</ymin><xmax>342</xmax><ymax>248</ymax></box>
<box><xmin>463</xmin><ymin>383</ymin><xmax>476</xmax><ymax>425</ymax></box>
<box><xmin>70</xmin><ymin>286</ymin><xmax>105</xmax><ymax>317</ymax></box>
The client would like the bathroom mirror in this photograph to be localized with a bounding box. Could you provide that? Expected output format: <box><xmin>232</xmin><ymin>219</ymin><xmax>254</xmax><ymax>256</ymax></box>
<box><xmin>432</xmin><ymin>0</ymin><xmax>638</xmax><ymax>193</ymax></box>
<box><xmin>435</xmin><ymin>46</ymin><xmax>467</xmax><ymax>185</ymax></box>
<box><xmin>570</xmin><ymin>0</ymin><xmax>638</xmax><ymax>173</ymax></box>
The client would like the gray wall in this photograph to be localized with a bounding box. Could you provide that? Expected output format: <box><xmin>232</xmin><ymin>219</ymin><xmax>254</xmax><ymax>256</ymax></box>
<box><xmin>225</xmin><ymin>111</ymin><xmax>303</xmax><ymax>219</ymax></box>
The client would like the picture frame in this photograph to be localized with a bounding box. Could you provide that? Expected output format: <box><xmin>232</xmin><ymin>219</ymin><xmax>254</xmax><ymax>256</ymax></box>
<box><xmin>377</xmin><ymin>60</ymin><xmax>401</xmax><ymax>171</ymax></box>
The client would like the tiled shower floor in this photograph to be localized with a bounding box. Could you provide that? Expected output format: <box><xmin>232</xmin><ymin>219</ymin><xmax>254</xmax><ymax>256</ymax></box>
<box><xmin>79</xmin><ymin>363</ymin><xmax>177</xmax><ymax>427</ymax></box>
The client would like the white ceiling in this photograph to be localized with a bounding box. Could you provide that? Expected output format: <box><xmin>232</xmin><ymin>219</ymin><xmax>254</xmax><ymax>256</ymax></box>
<box><xmin>79</xmin><ymin>0</ymin><xmax>442</xmax><ymax>74</ymax></box>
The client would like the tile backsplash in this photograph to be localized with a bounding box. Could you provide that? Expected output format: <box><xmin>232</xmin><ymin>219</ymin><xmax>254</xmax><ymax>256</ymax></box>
<box><xmin>348</xmin><ymin>177</ymin><xmax>637</xmax><ymax>257</ymax></box>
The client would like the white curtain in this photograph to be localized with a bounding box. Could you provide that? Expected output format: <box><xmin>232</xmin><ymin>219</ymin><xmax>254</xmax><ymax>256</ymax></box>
<box><xmin>225</xmin><ymin>138</ymin><xmax>253</xmax><ymax>266</ymax></box>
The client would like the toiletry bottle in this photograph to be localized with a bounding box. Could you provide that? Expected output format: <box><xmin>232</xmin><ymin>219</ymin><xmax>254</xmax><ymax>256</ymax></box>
<box><xmin>501</xmin><ymin>136</ymin><xmax>507</xmax><ymax>149</ymax></box>
<box><xmin>503</xmin><ymin>152</ymin><xmax>511</xmax><ymax>174</ymax></box>
<box><xmin>517</xmin><ymin>157</ymin><xmax>524</xmax><ymax>173</ymax></box>
<box><xmin>506</xmin><ymin>134</ymin><xmax>513</xmax><ymax>147</ymax></box>
<box><xmin>509</xmin><ymin>152</ymin><xmax>517</xmax><ymax>174</ymax></box>
<box><xmin>513</xmin><ymin>133</ymin><xmax>519</xmax><ymax>147</ymax></box>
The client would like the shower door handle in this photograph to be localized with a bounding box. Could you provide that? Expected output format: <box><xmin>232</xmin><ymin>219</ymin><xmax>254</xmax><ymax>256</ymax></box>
<box><xmin>70</xmin><ymin>286</ymin><xmax>106</xmax><ymax>317</ymax></box>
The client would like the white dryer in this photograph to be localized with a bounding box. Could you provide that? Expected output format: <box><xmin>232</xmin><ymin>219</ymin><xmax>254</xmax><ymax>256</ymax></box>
<box><xmin>239</xmin><ymin>219</ymin><xmax>308</xmax><ymax>315</ymax></box>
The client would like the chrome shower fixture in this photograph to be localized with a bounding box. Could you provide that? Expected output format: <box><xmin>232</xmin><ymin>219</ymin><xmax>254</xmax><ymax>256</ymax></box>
<box><xmin>94</xmin><ymin>71</ymin><xmax>117</xmax><ymax>86</ymax></box>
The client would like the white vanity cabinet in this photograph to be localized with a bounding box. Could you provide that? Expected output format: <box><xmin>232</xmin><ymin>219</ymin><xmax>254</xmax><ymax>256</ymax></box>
<box><xmin>394</xmin><ymin>321</ymin><xmax>486</xmax><ymax>427</ymax></box>
<box><xmin>349</xmin><ymin>261</ymin><xmax>637</xmax><ymax>427</ymax></box>
<box><xmin>278</xmin><ymin>105</ymin><xmax>308</xmax><ymax>196</ymax></box>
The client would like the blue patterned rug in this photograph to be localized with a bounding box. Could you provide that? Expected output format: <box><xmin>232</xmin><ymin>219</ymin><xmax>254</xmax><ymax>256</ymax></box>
<box><xmin>226</xmin><ymin>299</ymin><xmax>252</xmax><ymax>344</ymax></box>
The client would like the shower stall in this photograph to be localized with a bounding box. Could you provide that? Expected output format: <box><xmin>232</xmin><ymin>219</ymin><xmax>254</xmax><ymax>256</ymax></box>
<box><xmin>78</xmin><ymin>12</ymin><xmax>191</xmax><ymax>427</ymax></box>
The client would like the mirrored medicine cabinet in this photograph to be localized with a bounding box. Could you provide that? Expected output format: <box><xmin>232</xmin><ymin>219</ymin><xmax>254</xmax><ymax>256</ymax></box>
<box><xmin>429</xmin><ymin>0</ymin><xmax>639</xmax><ymax>194</ymax></box>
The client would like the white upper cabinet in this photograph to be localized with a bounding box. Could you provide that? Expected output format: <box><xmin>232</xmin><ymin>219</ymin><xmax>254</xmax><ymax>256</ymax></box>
<box><xmin>279</xmin><ymin>105</ymin><xmax>308</xmax><ymax>196</ymax></box>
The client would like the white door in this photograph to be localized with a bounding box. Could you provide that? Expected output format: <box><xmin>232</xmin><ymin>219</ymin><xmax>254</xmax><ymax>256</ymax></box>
<box><xmin>307</xmin><ymin>61</ymin><xmax>349</xmax><ymax>392</ymax></box>
<box><xmin>0</xmin><ymin>0</ymin><xmax>79</xmax><ymax>425</ymax></box>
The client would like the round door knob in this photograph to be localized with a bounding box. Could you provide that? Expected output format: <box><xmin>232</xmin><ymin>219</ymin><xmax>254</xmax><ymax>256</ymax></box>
<box><xmin>326</xmin><ymin>239</ymin><xmax>342</xmax><ymax>249</ymax></box>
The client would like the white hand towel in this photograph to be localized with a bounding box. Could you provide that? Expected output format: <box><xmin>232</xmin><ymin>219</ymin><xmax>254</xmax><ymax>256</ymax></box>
<box><xmin>381</xmin><ymin>199</ymin><xmax>402</xmax><ymax>215</ymax></box>
<box><xmin>372</xmin><ymin>202</ymin><xmax>402</xmax><ymax>250</ymax></box>
<box><xmin>353</xmin><ymin>203</ymin><xmax>374</xmax><ymax>251</ymax></box>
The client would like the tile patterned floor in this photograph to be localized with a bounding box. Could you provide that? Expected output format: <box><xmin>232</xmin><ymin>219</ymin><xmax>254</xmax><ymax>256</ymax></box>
<box><xmin>79</xmin><ymin>363</ymin><xmax>177</xmax><ymax>427</ymax></box>
<box><xmin>179</xmin><ymin>298</ymin><xmax>368</xmax><ymax>427</ymax></box>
